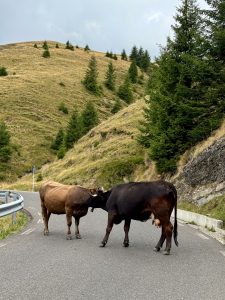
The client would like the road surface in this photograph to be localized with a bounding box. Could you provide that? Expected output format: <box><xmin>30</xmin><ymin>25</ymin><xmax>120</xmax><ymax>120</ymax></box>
<box><xmin>0</xmin><ymin>192</ymin><xmax>225</xmax><ymax>300</ymax></box>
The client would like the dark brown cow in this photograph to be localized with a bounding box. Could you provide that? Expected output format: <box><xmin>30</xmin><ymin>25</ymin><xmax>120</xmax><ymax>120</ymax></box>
<box><xmin>87</xmin><ymin>181</ymin><xmax>178</xmax><ymax>255</ymax></box>
<box><xmin>39</xmin><ymin>181</ymin><xmax>97</xmax><ymax>239</ymax></box>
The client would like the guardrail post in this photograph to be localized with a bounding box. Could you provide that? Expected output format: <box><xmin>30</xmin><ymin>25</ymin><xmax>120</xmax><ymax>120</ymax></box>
<box><xmin>12</xmin><ymin>193</ymin><xmax>17</xmax><ymax>224</ymax></box>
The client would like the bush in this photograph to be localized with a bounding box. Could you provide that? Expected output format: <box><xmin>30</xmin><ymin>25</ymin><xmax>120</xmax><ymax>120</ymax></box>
<box><xmin>42</xmin><ymin>41</ymin><xmax>48</xmax><ymax>50</ymax></box>
<box><xmin>65</xmin><ymin>40</ymin><xmax>74</xmax><ymax>51</ymax></box>
<box><xmin>97</xmin><ymin>157</ymin><xmax>144</xmax><ymax>188</ymax></box>
<box><xmin>59</xmin><ymin>82</ymin><xmax>65</xmax><ymax>87</ymax></box>
<box><xmin>36</xmin><ymin>173</ymin><xmax>43</xmax><ymax>182</ymax></box>
<box><xmin>0</xmin><ymin>67</ymin><xmax>8</xmax><ymax>76</ymax></box>
<box><xmin>55</xmin><ymin>43</ymin><xmax>59</xmax><ymax>48</ymax></box>
<box><xmin>34</xmin><ymin>43</ymin><xmax>38</xmax><ymax>48</ymax></box>
<box><xmin>58</xmin><ymin>102</ymin><xmax>69</xmax><ymax>114</ymax></box>
<box><xmin>84</xmin><ymin>45</ymin><xmax>90</xmax><ymax>52</ymax></box>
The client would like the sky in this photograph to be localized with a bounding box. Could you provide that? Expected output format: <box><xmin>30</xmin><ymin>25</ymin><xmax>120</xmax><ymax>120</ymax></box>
<box><xmin>0</xmin><ymin>0</ymin><xmax>208</xmax><ymax>58</ymax></box>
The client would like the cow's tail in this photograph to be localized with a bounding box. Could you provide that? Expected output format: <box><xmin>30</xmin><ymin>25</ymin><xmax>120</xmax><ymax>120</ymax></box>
<box><xmin>172</xmin><ymin>186</ymin><xmax>179</xmax><ymax>247</ymax></box>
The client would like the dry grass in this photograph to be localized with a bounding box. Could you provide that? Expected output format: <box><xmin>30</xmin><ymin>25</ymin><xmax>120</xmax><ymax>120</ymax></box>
<box><xmin>0</xmin><ymin>41</ymin><xmax>144</xmax><ymax>181</ymax></box>
<box><xmin>4</xmin><ymin>100</ymin><xmax>146</xmax><ymax>190</ymax></box>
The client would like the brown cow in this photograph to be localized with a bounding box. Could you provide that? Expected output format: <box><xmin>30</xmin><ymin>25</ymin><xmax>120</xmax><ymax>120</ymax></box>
<box><xmin>39</xmin><ymin>181</ymin><xmax>97</xmax><ymax>239</ymax></box>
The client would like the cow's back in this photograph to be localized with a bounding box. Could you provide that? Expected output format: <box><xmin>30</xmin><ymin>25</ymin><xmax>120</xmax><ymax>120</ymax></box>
<box><xmin>106</xmin><ymin>181</ymin><xmax>174</xmax><ymax>216</ymax></box>
<box><xmin>40</xmin><ymin>181</ymin><xmax>72</xmax><ymax>214</ymax></box>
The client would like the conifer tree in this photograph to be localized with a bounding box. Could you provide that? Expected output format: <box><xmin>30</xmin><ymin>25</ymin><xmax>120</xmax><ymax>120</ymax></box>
<box><xmin>128</xmin><ymin>61</ymin><xmax>138</xmax><ymax>83</ymax></box>
<box><xmin>83</xmin><ymin>56</ymin><xmax>100</xmax><ymax>94</ymax></box>
<box><xmin>51</xmin><ymin>128</ymin><xmax>65</xmax><ymax>151</ymax></box>
<box><xmin>42</xmin><ymin>41</ymin><xmax>48</xmax><ymax>50</ymax></box>
<box><xmin>66</xmin><ymin>40</ymin><xmax>74</xmax><ymax>50</ymax></box>
<box><xmin>55</xmin><ymin>43</ymin><xmax>59</xmax><ymax>48</ymax></box>
<box><xmin>0</xmin><ymin>121</ymin><xmax>11</xmax><ymax>163</ymax></box>
<box><xmin>84</xmin><ymin>45</ymin><xmax>90</xmax><ymax>52</ymax></box>
<box><xmin>105</xmin><ymin>62</ymin><xmax>116</xmax><ymax>90</ymax></box>
<box><xmin>118</xmin><ymin>75</ymin><xmax>133</xmax><ymax>103</ymax></box>
<box><xmin>139</xmin><ymin>0</ymin><xmax>221</xmax><ymax>173</ymax></box>
<box><xmin>141</xmin><ymin>50</ymin><xmax>151</xmax><ymax>72</ymax></box>
<box><xmin>129</xmin><ymin>46</ymin><xmax>138</xmax><ymax>62</ymax></box>
<box><xmin>81</xmin><ymin>101</ymin><xmax>98</xmax><ymax>134</ymax></box>
<box><xmin>113</xmin><ymin>54</ymin><xmax>118</xmax><ymax>60</ymax></box>
<box><xmin>111</xmin><ymin>98</ymin><xmax>122</xmax><ymax>114</ymax></box>
<box><xmin>137</xmin><ymin>47</ymin><xmax>144</xmax><ymax>68</ymax></box>
<box><xmin>121</xmin><ymin>49</ymin><xmax>128</xmax><ymax>61</ymax></box>
<box><xmin>42</xmin><ymin>49</ymin><xmax>50</xmax><ymax>58</ymax></box>
<box><xmin>65</xmin><ymin>107</ymin><xmax>82</xmax><ymax>149</ymax></box>
<box><xmin>34</xmin><ymin>43</ymin><xmax>38</xmax><ymax>48</ymax></box>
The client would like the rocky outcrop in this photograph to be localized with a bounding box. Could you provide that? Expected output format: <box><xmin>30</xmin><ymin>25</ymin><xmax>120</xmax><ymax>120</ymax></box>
<box><xmin>172</xmin><ymin>137</ymin><xmax>225</xmax><ymax>205</ymax></box>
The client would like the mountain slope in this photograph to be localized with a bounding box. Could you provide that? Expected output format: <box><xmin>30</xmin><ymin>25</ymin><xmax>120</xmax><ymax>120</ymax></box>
<box><xmin>4</xmin><ymin>100</ymin><xmax>146</xmax><ymax>190</ymax></box>
<box><xmin>0</xmin><ymin>41</ymin><xmax>144</xmax><ymax>181</ymax></box>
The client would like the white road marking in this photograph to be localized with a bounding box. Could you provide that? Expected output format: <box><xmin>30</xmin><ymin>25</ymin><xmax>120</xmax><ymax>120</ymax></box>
<box><xmin>197</xmin><ymin>233</ymin><xmax>209</xmax><ymax>240</ymax></box>
<box><xmin>219</xmin><ymin>251</ymin><xmax>225</xmax><ymax>258</ymax></box>
<box><xmin>21</xmin><ymin>228</ymin><xmax>35</xmax><ymax>235</ymax></box>
<box><xmin>37</xmin><ymin>219</ymin><xmax>43</xmax><ymax>224</ymax></box>
<box><xmin>0</xmin><ymin>244</ymin><xmax>7</xmax><ymax>248</ymax></box>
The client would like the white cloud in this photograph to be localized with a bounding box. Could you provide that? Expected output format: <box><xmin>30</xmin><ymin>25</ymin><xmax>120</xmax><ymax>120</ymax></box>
<box><xmin>85</xmin><ymin>20</ymin><xmax>101</xmax><ymax>33</ymax></box>
<box><xmin>146</xmin><ymin>12</ymin><xmax>163</xmax><ymax>23</ymax></box>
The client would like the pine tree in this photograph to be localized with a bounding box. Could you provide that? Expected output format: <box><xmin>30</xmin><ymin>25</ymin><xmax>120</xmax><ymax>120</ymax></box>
<box><xmin>65</xmin><ymin>107</ymin><xmax>82</xmax><ymax>149</ymax></box>
<box><xmin>106</xmin><ymin>51</ymin><xmax>110</xmax><ymax>57</ymax></box>
<box><xmin>121</xmin><ymin>49</ymin><xmax>128</xmax><ymax>61</ymax></box>
<box><xmin>139</xmin><ymin>0</ymin><xmax>221</xmax><ymax>173</ymax></box>
<box><xmin>113</xmin><ymin>54</ymin><xmax>118</xmax><ymax>60</ymax></box>
<box><xmin>51</xmin><ymin>128</ymin><xmax>65</xmax><ymax>151</ymax></box>
<box><xmin>66</xmin><ymin>40</ymin><xmax>74</xmax><ymax>51</ymax></box>
<box><xmin>0</xmin><ymin>121</ymin><xmax>11</xmax><ymax>163</ymax></box>
<box><xmin>105</xmin><ymin>62</ymin><xmax>116</xmax><ymax>90</ymax></box>
<box><xmin>55</xmin><ymin>43</ymin><xmax>59</xmax><ymax>48</ymax></box>
<box><xmin>83</xmin><ymin>56</ymin><xmax>100</xmax><ymax>94</ymax></box>
<box><xmin>42</xmin><ymin>49</ymin><xmax>50</xmax><ymax>58</ymax></box>
<box><xmin>118</xmin><ymin>75</ymin><xmax>133</xmax><ymax>103</ymax></box>
<box><xmin>128</xmin><ymin>61</ymin><xmax>138</xmax><ymax>83</ymax></box>
<box><xmin>109</xmin><ymin>51</ymin><xmax>113</xmax><ymax>58</ymax></box>
<box><xmin>81</xmin><ymin>101</ymin><xmax>98</xmax><ymax>134</ymax></box>
<box><xmin>84</xmin><ymin>45</ymin><xmax>90</xmax><ymax>52</ymax></box>
<box><xmin>129</xmin><ymin>46</ymin><xmax>138</xmax><ymax>62</ymax></box>
<box><xmin>141</xmin><ymin>50</ymin><xmax>151</xmax><ymax>72</ymax></box>
<box><xmin>137</xmin><ymin>47</ymin><xmax>144</xmax><ymax>68</ymax></box>
<box><xmin>111</xmin><ymin>98</ymin><xmax>122</xmax><ymax>114</ymax></box>
<box><xmin>43</xmin><ymin>41</ymin><xmax>48</xmax><ymax>50</ymax></box>
<box><xmin>34</xmin><ymin>43</ymin><xmax>38</xmax><ymax>48</ymax></box>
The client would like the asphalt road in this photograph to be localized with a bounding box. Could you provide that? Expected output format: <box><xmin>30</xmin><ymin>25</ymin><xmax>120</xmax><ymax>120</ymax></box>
<box><xmin>0</xmin><ymin>191</ymin><xmax>225</xmax><ymax>300</ymax></box>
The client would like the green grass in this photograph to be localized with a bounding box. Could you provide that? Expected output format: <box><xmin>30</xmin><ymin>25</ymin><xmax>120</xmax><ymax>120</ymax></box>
<box><xmin>0</xmin><ymin>211</ymin><xmax>28</xmax><ymax>240</ymax></box>
<box><xmin>178</xmin><ymin>195</ymin><xmax>225</xmax><ymax>229</ymax></box>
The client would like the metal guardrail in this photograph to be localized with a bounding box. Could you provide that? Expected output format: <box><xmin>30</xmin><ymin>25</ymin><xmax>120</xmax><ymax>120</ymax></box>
<box><xmin>0</xmin><ymin>191</ymin><xmax>24</xmax><ymax>223</ymax></box>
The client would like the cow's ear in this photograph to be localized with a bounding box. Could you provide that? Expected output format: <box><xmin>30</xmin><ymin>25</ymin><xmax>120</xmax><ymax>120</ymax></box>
<box><xmin>98</xmin><ymin>186</ymin><xmax>104</xmax><ymax>193</ymax></box>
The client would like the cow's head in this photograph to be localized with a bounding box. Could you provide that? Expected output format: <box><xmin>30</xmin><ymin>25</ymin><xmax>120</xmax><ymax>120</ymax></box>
<box><xmin>88</xmin><ymin>187</ymin><xmax>110</xmax><ymax>212</ymax></box>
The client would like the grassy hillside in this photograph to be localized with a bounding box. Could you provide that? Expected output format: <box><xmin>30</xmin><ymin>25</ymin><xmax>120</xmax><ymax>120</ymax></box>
<box><xmin>0</xmin><ymin>41</ymin><xmax>144</xmax><ymax>181</ymax></box>
<box><xmin>3</xmin><ymin>100</ymin><xmax>146</xmax><ymax>190</ymax></box>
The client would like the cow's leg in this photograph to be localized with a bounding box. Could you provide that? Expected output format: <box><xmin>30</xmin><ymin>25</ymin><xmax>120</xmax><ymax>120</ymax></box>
<box><xmin>75</xmin><ymin>217</ymin><xmax>81</xmax><ymax>239</ymax></box>
<box><xmin>163</xmin><ymin>222</ymin><xmax>173</xmax><ymax>255</ymax></box>
<box><xmin>41</xmin><ymin>203</ymin><xmax>49</xmax><ymax>236</ymax></box>
<box><xmin>66</xmin><ymin>212</ymin><xmax>73</xmax><ymax>240</ymax></box>
<box><xmin>123</xmin><ymin>218</ymin><xmax>131</xmax><ymax>247</ymax></box>
<box><xmin>154</xmin><ymin>227</ymin><xmax>166</xmax><ymax>252</ymax></box>
<box><xmin>100</xmin><ymin>213</ymin><xmax>115</xmax><ymax>247</ymax></box>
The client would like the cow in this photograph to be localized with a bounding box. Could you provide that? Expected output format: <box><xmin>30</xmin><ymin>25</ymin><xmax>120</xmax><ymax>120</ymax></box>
<box><xmin>87</xmin><ymin>181</ymin><xmax>178</xmax><ymax>255</ymax></box>
<box><xmin>39</xmin><ymin>181</ymin><xmax>97</xmax><ymax>240</ymax></box>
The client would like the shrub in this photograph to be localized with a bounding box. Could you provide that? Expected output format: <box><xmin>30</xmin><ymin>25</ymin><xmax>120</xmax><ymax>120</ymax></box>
<box><xmin>36</xmin><ymin>173</ymin><xmax>43</xmax><ymax>182</ymax></box>
<box><xmin>0</xmin><ymin>67</ymin><xmax>8</xmax><ymax>76</ymax></box>
<box><xmin>58</xmin><ymin>102</ymin><xmax>69</xmax><ymax>114</ymax></box>
<box><xmin>34</xmin><ymin>43</ymin><xmax>38</xmax><ymax>48</ymax></box>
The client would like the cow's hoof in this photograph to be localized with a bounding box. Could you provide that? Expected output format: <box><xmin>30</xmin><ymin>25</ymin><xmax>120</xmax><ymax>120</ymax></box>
<box><xmin>100</xmin><ymin>241</ymin><xmax>106</xmax><ymax>247</ymax></box>
<box><xmin>76</xmin><ymin>234</ymin><xmax>82</xmax><ymax>239</ymax></box>
<box><xmin>153</xmin><ymin>247</ymin><xmax>160</xmax><ymax>252</ymax></box>
<box><xmin>67</xmin><ymin>235</ymin><xmax>72</xmax><ymax>240</ymax></box>
<box><xmin>163</xmin><ymin>250</ymin><xmax>170</xmax><ymax>255</ymax></box>
<box><xmin>44</xmin><ymin>230</ymin><xmax>49</xmax><ymax>236</ymax></box>
<box><xmin>123</xmin><ymin>242</ymin><xmax>129</xmax><ymax>248</ymax></box>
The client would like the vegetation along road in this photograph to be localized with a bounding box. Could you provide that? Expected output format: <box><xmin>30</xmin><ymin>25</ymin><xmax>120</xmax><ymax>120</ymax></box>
<box><xmin>0</xmin><ymin>192</ymin><xmax>225</xmax><ymax>300</ymax></box>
